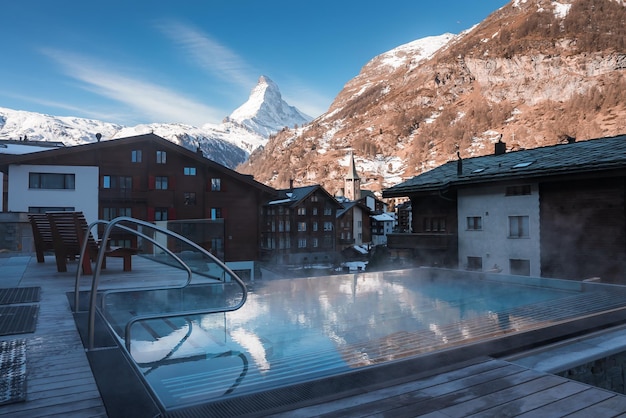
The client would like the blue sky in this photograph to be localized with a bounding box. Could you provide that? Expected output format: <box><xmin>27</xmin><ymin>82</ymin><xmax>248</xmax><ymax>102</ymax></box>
<box><xmin>0</xmin><ymin>1</ymin><xmax>509</xmax><ymax>127</ymax></box>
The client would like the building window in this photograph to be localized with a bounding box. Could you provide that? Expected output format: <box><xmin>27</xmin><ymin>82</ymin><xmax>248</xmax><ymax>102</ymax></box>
<box><xmin>510</xmin><ymin>259</ymin><xmax>531</xmax><ymax>276</ymax></box>
<box><xmin>312</xmin><ymin>238</ymin><xmax>318</xmax><ymax>248</ymax></box>
<box><xmin>184</xmin><ymin>192</ymin><xmax>197</xmax><ymax>205</ymax></box>
<box><xmin>423</xmin><ymin>217</ymin><xmax>446</xmax><ymax>232</ymax></box>
<box><xmin>103</xmin><ymin>175</ymin><xmax>132</xmax><ymax>190</ymax></box>
<box><xmin>466</xmin><ymin>216</ymin><xmax>482</xmax><ymax>230</ymax></box>
<box><xmin>509</xmin><ymin>216</ymin><xmax>529</xmax><ymax>238</ymax></box>
<box><xmin>312</xmin><ymin>207</ymin><xmax>318</xmax><ymax>215</ymax></box>
<box><xmin>184</xmin><ymin>167</ymin><xmax>196</xmax><ymax>176</ymax></box>
<box><xmin>131</xmin><ymin>150</ymin><xmax>142</xmax><ymax>163</ymax></box>
<box><xmin>211</xmin><ymin>207</ymin><xmax>222</xmax><ymax>219</ymax></box>
<box><xmin>311</xmin><ymin>195</ymin><xmax>319</xmax><ymax>202</ymax></box>
<box><xmin>467</xmin><ymin>256</ymin><xmax>483</xmax><ymax>271</ymax></box>
<box><xmin>102</xmin><ymin>207</ymin><xmax>132</xmax><ymax>220</ymax></box>
<box><xmin>156</xmin><ymin>150</ymin><xmax>167</xmax><ymax>164</ymax></box>
<box><xmin>312</xmin><ymin>222</ymin><xmax>318</xmax><ymax>231</ymax></box>
<box><xmin>298</xmin><ymin>238</ymin><xmax>307</xmax><ymax>248</ymax></box>
<box><xmin>323</xmin><ymin>222</ymin><xmax>333</xmax><ymax>231</ymax></box>
<box><xmin>505</xmin><ymin>185</ymin><xmax>531</xmax><ymax>196</ymax></box>
<box><xmin>297</xmin><ymin>222</ymin><xmax>307</xmax><ymax>231</ymax></box>
<box><xmin>211</xmin><ymin>178</ymin><xmax>221</xmax><ymax>191</ymax></box>
<box><xmin>323</xmin><ymin>235</ymin><xmax>333</xmax><ymax>248</ymax></box>
<box><xmin>324</xmin><ymin>207</ymin><xmax>333</xmax><ymax>215</ymax></box>
<box><xmin>29</xmin><ymin>173</ymin><xmax>75</xmax><ymax>190</ymax></box>
<box><xmin>155</xmin><ymin>208</ymin><xmax>168</xmax><ymax>221</ymax></box>
<box><xmin>297</xmin><ymin>207</ymin><xmax>306</xmax><ymax>215</ymax></box>
<box><xmin>29</xmin><ymin>206</ymin><xmax>74</xmax><ymax>213</ymax></box>
<box><xmin>155</xmin><ymin>176</ymin><xmax>168</xmax><ymax>190</ymax></box>
<box><xmin>119</xmin><ymin>176</ymin><xmax>132</xmax><ymax>190</ymax></box>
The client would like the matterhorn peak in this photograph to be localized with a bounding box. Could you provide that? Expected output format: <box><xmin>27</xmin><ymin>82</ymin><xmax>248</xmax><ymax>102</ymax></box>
<box><xmin>228</xmin><ymin>75</ymin><xmax>312</xmax><ymax>137</ymax></box>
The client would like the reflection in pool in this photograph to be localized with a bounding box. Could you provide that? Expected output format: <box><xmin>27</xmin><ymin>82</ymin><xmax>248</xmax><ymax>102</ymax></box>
<box><xmin>102</xmin><ymin>268</ymin><xmax>585</xmax><ymax>409</ymax></box>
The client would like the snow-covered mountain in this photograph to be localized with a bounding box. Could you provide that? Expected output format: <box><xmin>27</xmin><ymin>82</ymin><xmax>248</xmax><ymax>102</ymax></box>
<box><xmin>239</xmin><ymin>0</ymin><xmax>626</xmax><ymax>196</ymax></box>
<box><xmin>0</xmin><ymin>76</ymin><xmax>309</xmax><ymax>169</ymax></box>
<box><xmin>228</xmin><ymin>76</ymin><xmax>312</xmax><ymax>137</ymax></box>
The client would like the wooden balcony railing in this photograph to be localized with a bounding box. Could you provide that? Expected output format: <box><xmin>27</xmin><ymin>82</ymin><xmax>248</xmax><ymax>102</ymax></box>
<box><xmin>387</xmin><ymin>233</ymin><xmax>455</xmax><ymax>250</ymax></box>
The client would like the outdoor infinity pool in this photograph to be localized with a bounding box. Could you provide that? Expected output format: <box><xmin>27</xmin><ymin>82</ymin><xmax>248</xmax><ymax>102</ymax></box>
<box><xmin>99</xmin><ymin>267</ymin><xmax>623</xmax><ymax>410</ymax></box>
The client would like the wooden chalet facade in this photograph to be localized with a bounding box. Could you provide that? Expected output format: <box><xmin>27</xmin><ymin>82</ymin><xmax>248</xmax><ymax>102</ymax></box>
<box><xmin>261</xmin><ymin>185</ymin><xmax>343</xmax><ymax>265</ymax></box>
<box><xmin>383</xmin><ymin>135</ymin><xmax>626</xmax><ymax>284</ymax></box>
<box><xmin>0</xmin><ymin>133</ymin><xmax>276</xmax><ymax>263</ymax></box>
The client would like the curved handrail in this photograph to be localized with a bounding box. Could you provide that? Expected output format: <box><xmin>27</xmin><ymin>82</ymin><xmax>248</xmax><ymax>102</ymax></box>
<box><xmin>74</xmin><ymin>220</ymin><xmax>193</xmax><ymax>313</ymax></box>
<box><xmin>84</xmin><ymin>216</ymin><xmax>247</xmax><ymax>351</ymax></box>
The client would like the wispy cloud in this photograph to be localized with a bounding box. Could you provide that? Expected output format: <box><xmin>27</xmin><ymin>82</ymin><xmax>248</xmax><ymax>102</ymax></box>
<box><xmin>41</xmin><ymin>49</ymin><xmax>223</xmax><ymax>126</ymax></box>
<box><xmin>157</xmin><ymin>20</ymin><xmax>256</xmax><ymax>91</ymax></box>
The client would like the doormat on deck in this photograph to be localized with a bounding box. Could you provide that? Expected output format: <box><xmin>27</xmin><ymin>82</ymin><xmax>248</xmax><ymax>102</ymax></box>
<box><xmin>0</xmin><ymin>339</ymin><xmax>27</xmax><ymax>406</ymax></box>
<box><xmin>0</xmin><ymin>287</ymin><xmax>40</xmax><ymax>305</ymax></box>
<box><xmin>0</xmin><ymin>305</ymin><xmax>39</xmax><ymax>337</ymax></box>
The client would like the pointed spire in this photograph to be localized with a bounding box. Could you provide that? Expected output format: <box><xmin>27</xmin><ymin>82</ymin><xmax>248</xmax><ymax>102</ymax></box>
<box><xmin>345</xmin><ymin>151</ymin><xmax>361</xmax><ymax>201</ymax></box>
<box><xmin>346</xmin><ymin>151</ymin><xmax>360</xmax><ymax>181</ymax></box>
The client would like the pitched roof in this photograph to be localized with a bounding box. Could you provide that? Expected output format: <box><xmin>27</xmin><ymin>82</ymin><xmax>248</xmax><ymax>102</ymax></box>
<box><xmin>383</xmin><ymin>134</ymin><xmax>626</xmax><ymax>197</ymax></box>
<box><xmin>0</xmin><ymin>133</ymin><xmax>276</xmax><ymax>194</ymax></box>
<box><xmin>268</xmin><ymin>184</ymin><xmax>343</xmax><ymax>208</ymax></box>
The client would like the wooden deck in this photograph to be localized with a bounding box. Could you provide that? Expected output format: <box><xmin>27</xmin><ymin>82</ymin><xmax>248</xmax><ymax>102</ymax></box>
<box><xmin>3</xmin><ymin>254</ymin><xmax>626</xmax><ymax>417</ymax></box>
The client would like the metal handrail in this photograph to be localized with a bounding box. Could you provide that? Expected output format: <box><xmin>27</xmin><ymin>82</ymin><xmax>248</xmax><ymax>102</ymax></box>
<box><xmin>83</xmin><ymin>216</ymin><xmax>248</xmax><ymax>351</ymax></box>
<box><xmin>74</xmin><ymin>220</ymin><xmax>193</xmax><ymax>313</ymax></box>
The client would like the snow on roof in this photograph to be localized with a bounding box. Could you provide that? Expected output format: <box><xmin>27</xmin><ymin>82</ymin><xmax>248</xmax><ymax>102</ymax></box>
<box><xmin>372</xmin><ymin>213</ymin><xmax>395</xmax><ymax>222</ymax></box>
<box><xmin>0</xmin><ymin>141</ymin><xmax>63</xmax><ymax>155</ymax></box>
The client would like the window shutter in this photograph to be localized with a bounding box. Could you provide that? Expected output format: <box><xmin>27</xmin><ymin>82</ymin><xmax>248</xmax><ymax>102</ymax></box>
<box><xmin>148</xmin><ymin>176</ymin><xmax>155</xmax><ymax>190</ymax></box>
<box><xmin>168</xmin><ymin>207</ymin><xmax>176</xmax><ymax>220</ymax></box>
<box><xmin>147</xmin><ymin>207</ymin><xmax>155</xmax><ymax>221</ymax></box>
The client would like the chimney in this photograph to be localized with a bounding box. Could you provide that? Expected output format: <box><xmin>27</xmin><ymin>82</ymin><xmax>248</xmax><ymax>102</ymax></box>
<box><xmin>457</xmin><ymin>152</ymin><xmax>463</xmax><ymax>176</ymax></box>
<box><xmin>494</xmin><ymin>136</ymin><xmax>506</xmax><ymax>155</ymax></box>
<box><xmin>289</xmin><ymin>179</ymin><xmax>294</xmax><ymax>191</ymax></box>
<box><xmin>566</xmin><ymin>135</ymin><xmax>576</xmax><ymax>144</ymax></box>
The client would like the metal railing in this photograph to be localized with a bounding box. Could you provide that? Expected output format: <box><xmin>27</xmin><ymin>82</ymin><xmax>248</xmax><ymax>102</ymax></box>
<box><xmin>74</xmin><ymin>216</ymin><xmax>248</xmax><ymax>351</ymax></box>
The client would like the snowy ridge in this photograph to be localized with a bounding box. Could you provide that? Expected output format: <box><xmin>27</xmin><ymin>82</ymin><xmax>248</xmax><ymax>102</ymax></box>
<box><xmin>379</xmin><ymin>33</ymin><xmax>456</xmax><ymax>70</ymax></box>
<box><xmin>0</xmin><ymin>76</ymin><xmax>308</xmax><ymax>169</ymax></box>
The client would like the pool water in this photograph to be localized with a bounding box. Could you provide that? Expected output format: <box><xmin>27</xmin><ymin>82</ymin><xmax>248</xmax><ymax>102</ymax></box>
<box><xmin>101</xmin><ymin>268</ymin><xmax>584</xmax><ymax>409</ymax></box>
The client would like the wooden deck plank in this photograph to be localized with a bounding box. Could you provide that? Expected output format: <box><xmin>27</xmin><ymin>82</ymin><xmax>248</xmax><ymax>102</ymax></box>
<box><xmin>515</xmin><ymin>387</ymin><xmax>616</xmax><ymax>417</ymax></box>
<box><xmin>432</xmin><ymin>375</ymin><xmax>566</xmax><ymax>417</ymax></box>
<box><xmin>464</xmin><ymin>381</ymin><xmax>590</xmax><ymax>417</ymax></box>
<box><xmin>563</xmin><ymin>395</ymin><xmax>626</xmax><ymax>417</ymax></box>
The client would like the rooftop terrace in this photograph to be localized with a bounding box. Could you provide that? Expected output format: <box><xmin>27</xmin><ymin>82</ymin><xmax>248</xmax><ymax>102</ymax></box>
<box><xmin>4</xmin><ymin>255</ymin><xmax>626</xmax><ymax>417</ymax></box>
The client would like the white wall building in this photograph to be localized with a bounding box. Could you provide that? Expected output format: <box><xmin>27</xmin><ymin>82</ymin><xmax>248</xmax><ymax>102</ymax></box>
<box><xmin>8</xmin><ymin>164</ymin><xmax>99</xmax><ymax>226</ymax></box>
<box><xmin>371</xmin><ymin>212</ymin><xmax>395</xmax><ymax>246</ymax></box>
<box><xmin>457</xmin><ymin>183</ymin><xmax>541</xmax><ymax>276</ymax></box>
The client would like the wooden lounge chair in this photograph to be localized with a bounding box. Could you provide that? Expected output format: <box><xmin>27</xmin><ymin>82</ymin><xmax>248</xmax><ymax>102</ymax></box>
<box><xmin>29</xmin><ymin>213</ymin><xmax>55</xmax><ymax>263</ymax></box>
<box><xmin>36</xmin><ymin>211</ymin><xmax>137</xmax><ymax>273</ymax></box>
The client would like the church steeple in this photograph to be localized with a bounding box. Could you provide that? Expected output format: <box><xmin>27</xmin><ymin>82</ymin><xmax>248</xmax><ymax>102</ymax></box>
<box><xmin>345</xmin><ymin>151</ymin><xmax>361</xmax><ymax>201</ymax></box>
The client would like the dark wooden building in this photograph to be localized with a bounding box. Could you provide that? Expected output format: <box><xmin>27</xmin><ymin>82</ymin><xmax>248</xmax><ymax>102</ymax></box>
<box><xmin>261</xmin><ymin>184</ymin><xmax>343</xmax><ymax>265</ymax></box>
<box><xmin>383</xmin><ymin>135</ymin><xmax>626</xmax><ymax>283</ymax></box>
<box><xmin>0</xmin><ymin>133</ymin><xmax>276</xmax><ymax>263</ymax></box>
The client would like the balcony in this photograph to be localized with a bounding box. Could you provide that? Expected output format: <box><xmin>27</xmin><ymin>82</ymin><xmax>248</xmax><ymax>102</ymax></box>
<box><xmin>387</xmin><ymin>233</ymin><xmax>455</xmax><ymax>250</ymax></box>
<box><xmin>100</xmin><ymin>189</ymin><xmax>148</xmax><ymax>202</ymax></box>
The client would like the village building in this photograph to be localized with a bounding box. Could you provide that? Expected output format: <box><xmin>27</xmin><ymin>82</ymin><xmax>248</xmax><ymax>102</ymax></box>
<box><xmin>383</xmin><ymin>134</ymin><xmax>626</xmax><ymax>283</ymax></box>
<box><xmin>0</xmin><ymin>133</ymin><xmax>276</xmax><ymax>276</ymax></box>
<box><xmin>260</xmin><ymin>184</ymin><xmax>343</xmax><ymax>265</ymax></box>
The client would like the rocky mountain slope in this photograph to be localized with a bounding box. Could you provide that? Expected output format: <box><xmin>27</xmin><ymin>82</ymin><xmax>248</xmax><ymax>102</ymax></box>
<box><xmin>0</xmin><ymin>76</ymin><xmax>309</xmax><ymax>169</ymax></box>
<box><xmin>238</xmin><ymin>0</ymin><xmax>626</xmax><ymax>197</ymax></box>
